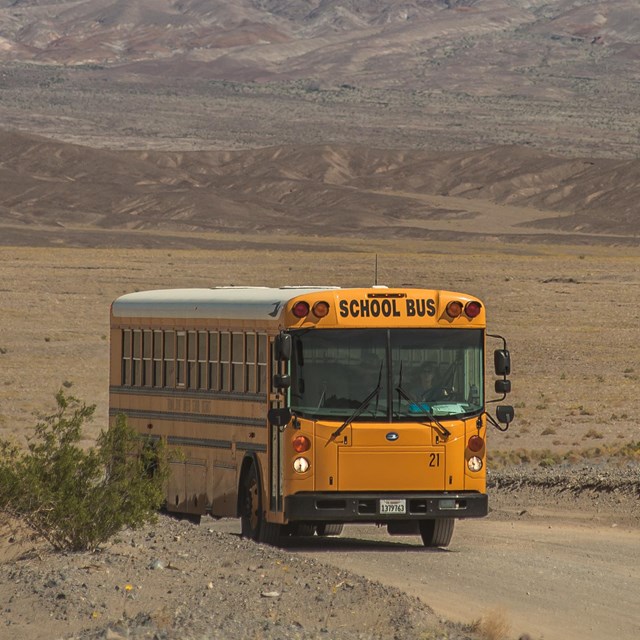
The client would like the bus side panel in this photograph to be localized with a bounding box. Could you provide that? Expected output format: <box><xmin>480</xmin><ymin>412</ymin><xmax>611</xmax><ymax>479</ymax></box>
<box><xmin>211</xmin><ymin>461</ymin><xmax>238</xmax><ymax>517</ymax></box>
<box><xmin>166</xmin><ymin>457</ymin><xmax>207</xmax><ymax>516</ymax></box>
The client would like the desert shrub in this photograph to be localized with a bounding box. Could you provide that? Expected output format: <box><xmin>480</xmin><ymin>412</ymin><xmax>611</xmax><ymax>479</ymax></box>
<box><xmin>0</xmin><ymin>389</ymin><xmax>167</xmax><ymax>552</ymax></box>
<box><xmin>616</xmin><ymin>440</ymin><xmax>640</xmax><ymax>459</ymax></box>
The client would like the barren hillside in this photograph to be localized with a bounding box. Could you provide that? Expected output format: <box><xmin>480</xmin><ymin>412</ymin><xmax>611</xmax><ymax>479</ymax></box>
<box><xmin>0</xmin><ymin>1</ymin><xmax>639</xmax><ymax>157</ymax></box>
<box><xmin>1</xmin><ymin>130</ymin><xmax>639</xmax><ymax>246</ymax></box>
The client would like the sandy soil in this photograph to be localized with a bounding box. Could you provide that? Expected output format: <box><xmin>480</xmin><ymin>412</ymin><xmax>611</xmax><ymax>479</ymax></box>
<box><xmin>1</xmin><ymin>241</ymin><xmax>638</xmax><ymax>459</ymax></box>
<box><xmin>1</xmin><ymin>241</ymin><xmax>639</xmax><ymax>640</ymax></box>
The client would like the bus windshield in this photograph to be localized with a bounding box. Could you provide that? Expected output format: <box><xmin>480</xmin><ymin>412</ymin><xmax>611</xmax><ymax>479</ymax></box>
<box><xmin>289</xmin><ymin>328</ymin><xmax>483</xmax><ymax>421</ymax></box>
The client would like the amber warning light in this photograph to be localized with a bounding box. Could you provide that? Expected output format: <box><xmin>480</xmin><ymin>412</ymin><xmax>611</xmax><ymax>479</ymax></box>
<box><xmin>446</xmin><ymin>301</ymin><xmax>463</xmax><ymax>318</ymax></box>
<box><xmin>313</xmin><ymin>301</ymin><xmax>330</xmax><ymax>318</ymax></box>
<box><xmin>467</xmin><ymin>435</ymin><xmax>484</xmax><ymax>452</ymax></box>
<box><xmin>292</xmin><ymin>435</ymin><xmax>311</xmax><ymax>453</ymax></box>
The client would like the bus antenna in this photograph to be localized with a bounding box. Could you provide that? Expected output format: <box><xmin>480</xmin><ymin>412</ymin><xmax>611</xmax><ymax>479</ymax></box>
<box><xmin>374</xmin><ymin>254</ymin><xmax>378</xmax><ymax>286</ymax></box>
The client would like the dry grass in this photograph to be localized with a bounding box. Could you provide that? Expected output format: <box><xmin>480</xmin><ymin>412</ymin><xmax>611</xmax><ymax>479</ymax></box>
<box><xmin>471</xmin><ymin>608</ymin><xmax>512</xmax><ymax>640</ymax></box>
<box><xmin>1</xmin><ymin>238</ymin><xmax>639</xmax><ymax>460</ymax></box>
<box><xmin>489</xmin><ymin>440</ymin><xmax>640</xmax><ymax>470</ymax></box>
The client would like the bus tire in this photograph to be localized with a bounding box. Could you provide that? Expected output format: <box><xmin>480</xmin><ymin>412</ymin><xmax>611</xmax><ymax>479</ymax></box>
<box><xmin>259</xmin><ymin>520</ymin><xmax>282</xmax><ymax>546</ymax></box>
<box><xmin>240</xmin><ymin>462</ymin><xmax>281</xmax><ymax>546</ymax></box>
<box><xmin>316</xmin><ymin>523</ymin><xmax>344</xmax><ymax>536</ymax></box>
<box><xmin>419</xmin><ymin>518</ymin><xmax>454</xmax><ymax>548</ymax></box>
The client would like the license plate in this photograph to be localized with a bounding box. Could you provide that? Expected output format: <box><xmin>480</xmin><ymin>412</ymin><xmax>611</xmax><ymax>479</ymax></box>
<box><xmin>379</xmin><ymin>499</ymin><xmax>406</xmax><ymax>514</ymax></box>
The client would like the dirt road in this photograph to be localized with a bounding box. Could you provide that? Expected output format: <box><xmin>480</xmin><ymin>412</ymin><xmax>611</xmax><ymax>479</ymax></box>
<box><xmin>209</xmin><ymin>507</ymin><xmax>640</xmax><ymax>640</ymax></box>
<box><xmin>296</xmin><ymin>519</ymin><xmax>638</xmax><ymax>640</ymax></box>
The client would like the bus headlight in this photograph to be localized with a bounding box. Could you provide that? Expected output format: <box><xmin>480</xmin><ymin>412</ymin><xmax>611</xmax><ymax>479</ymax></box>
<box><xmin>467</xmin><ymin>456</ymin><xmax>483</xmax><ymax>472</ymax></box>
<box><xmin>293</xmin><ymin>457</ymin><xmax>310</xmax><ymax>473</ymax></box>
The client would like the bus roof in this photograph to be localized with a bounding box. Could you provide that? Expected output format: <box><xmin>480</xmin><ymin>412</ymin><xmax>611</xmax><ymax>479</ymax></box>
<box><xmin>111</xmin><ymin>286</ymin><xmax>341</xmax><ymax>320</ymax></box>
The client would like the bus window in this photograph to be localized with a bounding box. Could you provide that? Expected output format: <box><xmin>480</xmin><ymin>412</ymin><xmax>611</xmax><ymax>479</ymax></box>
<box><xmin>198</xmin><ymin>331</ymin><xmax>208</xmax><ymax>390</ymax></box>
<box><xmin>257</xmin><ymin>334</ymin><xmax>267</xmax><ymax>393</ymax></box>
<box><xmin>220</xmin><ymin>332</ymin><xmax>230</xmax><ymax>391</ymax></box>
<box><xmin>153</xmin><ymin>330</ymin><xmax>163</xmax><ymax>387</ymax></box>
<box><xmin>143</xmin><ymin>330</ymin><xmax>153</xmax><ymax>387</ymax></box>
<box><xmin>208</xmin><ymin>331</ymin><xmax>219</xmax><ymax>390</ymax></box>
<box><xmin>290</xmin><ymin>329</ymin><xmax>388</xmax><ymax>419</ymax></box>
<box><xmin>232</xmin><ymin>332</ymin><xmax>244</xmax><ymax>392</ymax></box>
<box><xmin>391</xmin><ymin>328</ymin><xmax>483</xmax><ymax>419</ymax></box>
<box><xmin>176</xmin><ymin>331</ymin><xmax>186</xmax><ymax>387</ymax></box>
<box><xmin>246</xmin><ymin>333</ymin><xmax>256</xmax><ymax>393</ymax></box>
<box><xmin>121</xmin><ymin>329</ymin><xmax>132</xmax><ymax>386</ymax></box>
<box><xmin>289</xmin><ymin>328</ymin><xmax>483</xmax><ymax>420</ymax></box>
<box><xmin>132</xmin><ymin>329</ymin><xmax>142</xmax><ymax>387</ymax></box>
<box><xmin>164</xmin><ymin>331</ymin><xmax>175</xmax><ymax>387</ymax></box>
<box><xmin>187</xmin><ymin>331</ymin><xmax>197</xmax><ymax>389</ymax></box>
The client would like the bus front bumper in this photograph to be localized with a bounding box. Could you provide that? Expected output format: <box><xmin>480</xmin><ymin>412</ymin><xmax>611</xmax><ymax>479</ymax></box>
<box><xmin>285</xmin><ymin>491</ymin><xmax>488</xmax><ymax>522</ymax></box>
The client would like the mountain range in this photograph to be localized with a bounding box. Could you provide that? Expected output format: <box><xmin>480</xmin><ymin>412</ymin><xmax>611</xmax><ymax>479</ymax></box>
<box><xmin>1</xmin><ymin>1</ymin><xmax>639</xmax><ymax>245</ymax></box>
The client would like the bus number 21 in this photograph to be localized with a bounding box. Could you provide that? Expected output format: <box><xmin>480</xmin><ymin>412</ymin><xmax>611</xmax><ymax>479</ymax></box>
<box><xmin>429</xmin><ymin>453</ymin><xmax>441</xmax><ymax>467</ymax></box>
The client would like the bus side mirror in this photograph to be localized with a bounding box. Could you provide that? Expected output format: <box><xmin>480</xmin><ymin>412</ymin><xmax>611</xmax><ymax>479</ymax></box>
<box><xmin>495</xmin><ymin>379</ymin><xmax>511</xmax><ymax>394</ymax></box>
<box><xmin>494</xmin><ymin>349</ymin><xmax>511</xmax><ymax>376</ymax></box>
<box><xmin>273</xmin><ymin>373</ymin><xmax>291</xmax><ymax>389</ymax></box>
<box><xmin>268</xmin><ymin>407</ymin><xmax>292</xmax><ymax>428</ymax></box>
<box><xmin>274</xmin><ymin>333</ymin><xmax>292</xmax><ymax>361</ymax></box>
<box><xmin>496</xmin><ymin>405</ymin><xmax>514</xmax><ymax>425</ymax></box>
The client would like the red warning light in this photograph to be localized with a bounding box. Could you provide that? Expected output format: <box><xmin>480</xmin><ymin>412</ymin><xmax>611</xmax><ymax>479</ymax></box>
<box><xmin>465</xmin><ymin>301</ymin><xmax>482</xmax><ymax>318</ymax></box>
<box><xmin>292</xmin><ymin>301</ymin><xmax>310</xmax><ymax>318</ymax></box>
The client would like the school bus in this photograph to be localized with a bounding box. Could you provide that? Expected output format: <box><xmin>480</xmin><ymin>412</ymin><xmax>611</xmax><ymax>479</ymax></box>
<box><xmin>109</xmin><ymin>286</ymin><xmax>513</xmax><ymax>547</ymax></box>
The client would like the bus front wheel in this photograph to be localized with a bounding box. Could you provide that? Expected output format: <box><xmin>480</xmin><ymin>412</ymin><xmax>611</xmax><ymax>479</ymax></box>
<box><xmin>419</xmin><ymin>518</ymin><xmax>454</xmax><ymax>547</ymax></box>
<box><xmin>240</xmin><ymin>463</ymin><xmax>281</xmax><ymax>546</ymax></box>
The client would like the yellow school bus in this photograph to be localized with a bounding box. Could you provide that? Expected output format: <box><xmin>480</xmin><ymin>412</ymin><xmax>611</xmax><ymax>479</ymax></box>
<box><xmin>109</xmin><ymin>286</ymin><xmax>513</xmax><ymax>547</ymax></box>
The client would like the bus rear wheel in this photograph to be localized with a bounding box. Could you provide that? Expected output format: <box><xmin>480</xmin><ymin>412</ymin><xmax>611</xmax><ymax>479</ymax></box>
<box><xmin>316</xmin><ymin>523</ymin><xmax>344</xmax><ymax>536</ymax></box>
<box><xmin>240</xmin><ymin>463</ymin><xmax>281</xmax><ymax>546</ymax></box>
<box><xmin>419</xmin><ymin>518</ymin><xmax>454</xmax><ymax>548</ymax></box>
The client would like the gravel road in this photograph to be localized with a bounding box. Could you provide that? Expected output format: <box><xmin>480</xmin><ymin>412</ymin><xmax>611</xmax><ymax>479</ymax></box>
<box><xmin>1</xmin><ymin>463</ymin><xmax>638</xmax><ymax>640</ymax></box>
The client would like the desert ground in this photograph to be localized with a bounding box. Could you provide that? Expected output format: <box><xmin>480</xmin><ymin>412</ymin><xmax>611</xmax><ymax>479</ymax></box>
<box><xmin>1</xmin><ymin>239</ymin><xmax>639</xmax><ymax>640</ymax></box>
<box><xmin>1</xmin><ymin>2</ymin><xmax>639</xmax><ymax>638</ymax></box>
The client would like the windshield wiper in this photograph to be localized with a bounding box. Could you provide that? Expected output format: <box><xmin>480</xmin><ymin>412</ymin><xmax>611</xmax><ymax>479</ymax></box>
<box><xmin>395</xmin><ymin>384</ymin><xmax>451</xmax><ymax>440</ymax></box>
<box><xmin>326</xmin><ymin>364</ymin><xmax>383</xmax><ymax>445</ymax></box>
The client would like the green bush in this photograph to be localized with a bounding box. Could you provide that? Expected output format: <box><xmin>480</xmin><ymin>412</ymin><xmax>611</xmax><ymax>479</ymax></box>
<box><xmin>0</xmin><ymin>390</ymin><xmax>167</xmax><ymax>551</ymax></box>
